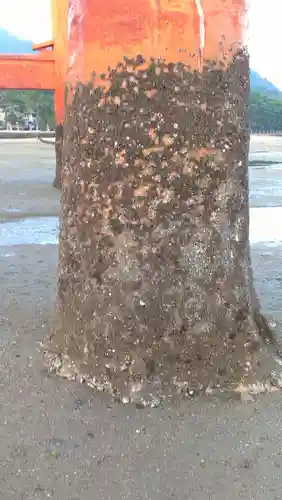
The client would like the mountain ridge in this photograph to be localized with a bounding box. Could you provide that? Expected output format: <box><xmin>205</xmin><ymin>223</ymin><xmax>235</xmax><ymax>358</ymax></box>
<box><xmin>250</xmin><ymin>70</ymin><xmax>281</xmax><ymax>95</ymax></box>
<box><xmin>0</xmin><ymin>29</ymin><xmax>33</xmax><ymax>55</ymax></box>
<box><xmin>0</xmin><ymin>28</ymin><xmax>280</xmax><ymax>95</ymax></box>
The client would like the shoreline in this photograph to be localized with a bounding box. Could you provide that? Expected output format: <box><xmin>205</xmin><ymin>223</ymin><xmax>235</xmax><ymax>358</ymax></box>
<box><xmin>0</xmin><ymin>130</ymin><xmax>55</xmax><ymax>140</ymax></box>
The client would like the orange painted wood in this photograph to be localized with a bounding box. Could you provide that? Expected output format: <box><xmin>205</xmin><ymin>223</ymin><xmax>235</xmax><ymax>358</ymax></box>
<box><xmin>51</xmin><ymin>0</ymin><xmax>68</xmax><ymax>124</ymax></box>
<box><xmin>0</xmin><ymin>54</ymin><xmax>55</xmax><ymax>90</ymax></box>
<box><xmin>67</xmin><ymin>0</ymin><xmax>247</xmax><ymax>88</ymax></box>
<box><xmin>32</xmin><ymin>40</ymin><xmax>54</xmax><ymax>51</ymax></box>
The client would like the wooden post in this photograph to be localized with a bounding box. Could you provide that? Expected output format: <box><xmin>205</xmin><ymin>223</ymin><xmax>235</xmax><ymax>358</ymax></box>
<box><xmin>51</xmin><ymin>0</ymin><xmax>68</xmax><ymax>189</ymax></box>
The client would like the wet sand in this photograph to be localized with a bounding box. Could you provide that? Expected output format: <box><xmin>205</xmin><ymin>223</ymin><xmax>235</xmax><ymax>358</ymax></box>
<box><xmin>0</xmin><ymin>139</ymin><xmax>59</xmax><ymax>221</ymax></box>
<box><xmin>1</xmin><ymin>138</ymin><xmax>282</xmax><ymax>499</ymax></box>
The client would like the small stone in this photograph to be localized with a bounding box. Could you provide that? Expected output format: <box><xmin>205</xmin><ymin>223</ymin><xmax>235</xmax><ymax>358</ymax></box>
<box><xmin>270</xmin><ymin>371</ymin><xmax>282</xmax><ymax>388</ymax></box>
<box><xmin>121</xmin><ymin>396</ymin><xmax>130</xmax><ymax>404</ymax></box>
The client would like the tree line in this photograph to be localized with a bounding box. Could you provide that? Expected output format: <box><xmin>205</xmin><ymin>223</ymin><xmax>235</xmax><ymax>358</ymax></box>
<box><xmin>0</xmin><ymin>88</ymin><xmax>281</xmax><ymax>133</ymax></box>
<box><xmin>250</xmin><ymin>91</ymin><xmax>282</xmax><ymax>133</ymax></box>
<box><xmin>0</xmin><ymin>90</ymin><xmax>55</xmax><ymax>130</ymax></box>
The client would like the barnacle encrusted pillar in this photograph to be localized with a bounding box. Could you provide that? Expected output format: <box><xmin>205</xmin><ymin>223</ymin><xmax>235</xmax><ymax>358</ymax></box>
<box><xmin>48</xmin><ymin>0</ymin><xmax>282</xmax><ymax>402</ymax></box>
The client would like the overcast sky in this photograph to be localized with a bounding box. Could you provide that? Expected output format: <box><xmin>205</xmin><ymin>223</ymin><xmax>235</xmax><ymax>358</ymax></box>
<box><xmin>0</xmin><ymin>0</ymin><xmax>281</xmax><ymax>88</ymax></box>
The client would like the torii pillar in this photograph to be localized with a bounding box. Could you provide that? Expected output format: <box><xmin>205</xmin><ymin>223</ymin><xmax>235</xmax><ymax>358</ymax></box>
<box><xmin>51</xmin><ymin>0</ymin><xmax>68</xmax><ymax>189</ymax></box>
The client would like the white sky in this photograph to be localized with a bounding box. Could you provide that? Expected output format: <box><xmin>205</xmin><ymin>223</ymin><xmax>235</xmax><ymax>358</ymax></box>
<box><xmin>0</xmin><ymin>0</ymin><xmax>281</xmax><ymax>88</ymax></box>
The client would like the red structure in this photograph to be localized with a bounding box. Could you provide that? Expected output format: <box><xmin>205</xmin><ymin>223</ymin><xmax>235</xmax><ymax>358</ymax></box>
<box><xmin>0</xmin><ymin>0</ymin><xmax>246</xmax><ymax>188</ymax></box>
<box><xmin>0</xmin><ymin>0</ymin><xmax>68</xmax><ymax>188</ymax></box>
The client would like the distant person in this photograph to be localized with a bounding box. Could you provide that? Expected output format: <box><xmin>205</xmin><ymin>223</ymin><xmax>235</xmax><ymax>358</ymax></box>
<box><xmin>28</xmin><ymin>114</ymin><xmax>35</xmax><ymax>130</ymax></box>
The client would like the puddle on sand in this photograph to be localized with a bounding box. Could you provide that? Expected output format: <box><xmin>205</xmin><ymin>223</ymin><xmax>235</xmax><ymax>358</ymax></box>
<box><xmin>2</xmin><ymin>208</ymin><xmax>21</xmax><ymax>214</ymax></box>
<box><xmin>0</xmin><ymin>208</ymin><xmax>281</xmax><ymax>247</ymax></box>
<box><xmin>249</xmin><ymin>207</ymin><xmax>282</xmax><ymax>244</ymax></box>
<box><xmin>0</xmin><ymin>216</ymin><xmax>59</xmax><ymax>246</ymax></box>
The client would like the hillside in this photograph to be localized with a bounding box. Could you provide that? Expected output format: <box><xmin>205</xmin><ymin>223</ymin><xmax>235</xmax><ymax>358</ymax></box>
<box><xmin>0</xmin><ymin>29</ymin><xmax>33</xmax><ymax>54</ymax></box>
<box><xmin>250</xmin><ymin>70</ymin><xmax>281</xmax><ymax>95</ymax></box>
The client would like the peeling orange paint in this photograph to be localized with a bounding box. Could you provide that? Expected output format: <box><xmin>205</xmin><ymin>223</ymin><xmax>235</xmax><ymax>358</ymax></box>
<box><xmin>67</xmin><ymin>0</ymin><xmax>247</xmax><ymax>88</ymax></box>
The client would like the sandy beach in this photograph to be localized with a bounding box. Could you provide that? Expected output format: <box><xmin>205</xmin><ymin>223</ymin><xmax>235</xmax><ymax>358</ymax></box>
<box><xmin>1</xmin><ymin>137</ymin><xmax>282</xmax><ymax>499</ymax></box>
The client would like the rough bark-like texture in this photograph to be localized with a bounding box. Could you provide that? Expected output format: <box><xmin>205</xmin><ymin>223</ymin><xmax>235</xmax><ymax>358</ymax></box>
<box><xmin>48</xmin><ymin>51</ymin><xmax>282</xmax><ymax>402</ymax></box>
<box><xmin>53</xmin><ymin>124</ymin><xmax>63</xmax><ymax>190</ymax></box>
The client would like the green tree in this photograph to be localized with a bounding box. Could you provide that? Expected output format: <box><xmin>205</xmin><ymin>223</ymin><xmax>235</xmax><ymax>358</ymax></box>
<box><xmin>0</xmin><ymin>90</ymin><xmax>55</xmax><ymax>129</ymax></box>
<box><xmin>249</xmin><ymin>91</ymin><xmax>282</xmax><ymax>133</ymax></box>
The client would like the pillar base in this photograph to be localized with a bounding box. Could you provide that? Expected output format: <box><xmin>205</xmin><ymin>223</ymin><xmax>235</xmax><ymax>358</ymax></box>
<box><xmin>49</xmin><ymin>52</ymin><xmax>282</xmax><ymax>403</ymax></box>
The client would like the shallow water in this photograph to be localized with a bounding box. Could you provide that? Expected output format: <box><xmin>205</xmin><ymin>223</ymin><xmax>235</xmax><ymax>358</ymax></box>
<box><xmin>249</xmin><ymin>163</ymin><xmax>282</xmax><ymax>207</ymax></box>
<box><xmin>250</xmin><ymin>207</ymin><xmax>282</xmax><ymax>244</ymax></box>
<box><xmin>0</xmin><ymin>207</ymin><xmax>281</xmax><ymax>247</ymax></box>
<box><xmin>0</xmin><ymin>216</ymin><xmax>59</xmax><ymax>246</ymax></box>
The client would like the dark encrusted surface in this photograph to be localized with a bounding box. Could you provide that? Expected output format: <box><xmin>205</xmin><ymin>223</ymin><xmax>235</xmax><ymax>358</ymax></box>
<box><xmin>49</xmin><ymin>51</ymin><xmax>281</xmax><ymax>399</ymax></box>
